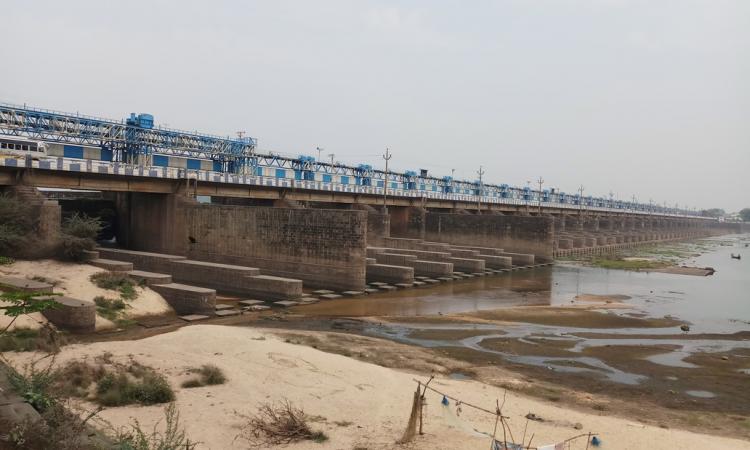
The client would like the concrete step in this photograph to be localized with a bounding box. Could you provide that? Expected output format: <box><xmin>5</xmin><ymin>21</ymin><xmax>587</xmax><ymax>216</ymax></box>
<box><xmin>170</xmin><ymin>260</ymin><xmax>262</xmax><ymax>292</ymax></box>
<box><xmin>366</xmin><ymin>263</ymin><xmax>415</xmax><ymax>285</ymax></box>
<box><xmin>151</xmin><ymin>283</ymin><xmax>216</xmax><ymax>315</ymax></box>
<box><xmin>447</xmin><ymin>257</ymin><xmax>485</xmax><ymax>273</ymax></box>
<box><xmin>273</xmin><ymin>300</ymin><xmax>299</xmax><ymax>308</ymax></box>
<box><xmin>215</xmin><ymin>309</ymin><xmax>241</xmax><ymax>317</ymax></box>
<box><xmin>319</xmin><ymin>293</ymin><xmax>343</xmax><ymax>300</ymax></box>
<box><xmin>82</xmin><ymin>250</ymin><xmax>100</xmax><ymax>261</ymax></box>
<box><xmin>96</xmin><ymin>248</ymin><xmax>186</xmax><ymax>274</ymax></box>
<box><xmin>90</xmin><ymin>259</ymin><xmax>134</xmax><ymax>272</ymax></box>
<box><xmin>244</xmin><ymin>275</ymin><xmax>303</xmax><ymax>300</ymax></box>
<box><xmin>127</xmin><ymin>270</ymin><xmax>172</xmax><ymax>286</ymax></box>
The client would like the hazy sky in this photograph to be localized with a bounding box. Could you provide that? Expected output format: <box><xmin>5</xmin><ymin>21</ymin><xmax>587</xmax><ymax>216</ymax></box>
<box><xmin>2</xmin><ymin>1</ymin><xmax>748</xmax><ymax>211</ymax></box>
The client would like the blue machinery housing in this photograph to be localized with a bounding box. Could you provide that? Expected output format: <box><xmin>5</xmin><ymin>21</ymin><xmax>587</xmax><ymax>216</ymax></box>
<box><xmin>0</xmin><ymin>102</ymin><xmax>695</xmax><ymax>216</ymax></box>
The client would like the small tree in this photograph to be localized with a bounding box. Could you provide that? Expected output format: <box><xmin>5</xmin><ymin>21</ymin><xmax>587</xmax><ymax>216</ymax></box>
<box><xmin>740</xmin><ymin>208</ymin><xmax>750</xmax><ymax>222</ymax></box>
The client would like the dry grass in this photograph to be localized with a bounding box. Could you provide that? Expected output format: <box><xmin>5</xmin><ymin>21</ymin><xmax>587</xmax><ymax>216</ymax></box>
<box><xmin>237</xmin><ymin>400</ymin><xmax>328</xmax><ymax>447</ymax></box>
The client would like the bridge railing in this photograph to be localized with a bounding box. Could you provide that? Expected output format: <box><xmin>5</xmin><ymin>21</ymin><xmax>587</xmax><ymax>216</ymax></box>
<box><xmin>0</xmin><ymin>155</ymin><xmax>700</xmax><ymax>218</ymax></box>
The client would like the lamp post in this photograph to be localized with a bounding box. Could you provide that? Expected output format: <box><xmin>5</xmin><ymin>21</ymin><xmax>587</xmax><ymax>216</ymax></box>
<box><xmin>382</xmin><ymin>148</ymin><xmax>391</xmax><ymax>213</ymax></box>
<box><xmin>477</xmin><ymin>166</ymin><xmax>485</xmax><ymax>213</ymax></box>
<box><xmin>537</xmin><ymin>176</ymin><xmax>544</xmax><ymax>214</ymax></box>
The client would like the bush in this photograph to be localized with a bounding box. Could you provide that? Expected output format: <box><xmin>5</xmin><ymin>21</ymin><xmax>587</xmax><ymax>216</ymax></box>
<box><xmin>180</xmin><ymin>364</ymin><xmax>227</xmax><ymax>389</ymax></box>
<box><xmin>62</xmin><ymin>213</ymin><xmax>102</xmax><ymax>240</ymax></box>
<box><xmin>0</xmin><ymin>325</ymin><xmax>65</xmax><ymax>353</ymax></box>
<box><xmin>0</xmin><ymin>255</ymin><xmax>15</xmax><ymax>265</ymax></box>
<box><xmin>58</xmin><ymin>213</ymin><xmax>101</xmax><ymax>261</ymax></box>
<box><xmin>93</xmin><ymin>369</ymin><xmax>174</xmax><ymax>407</ymax></box>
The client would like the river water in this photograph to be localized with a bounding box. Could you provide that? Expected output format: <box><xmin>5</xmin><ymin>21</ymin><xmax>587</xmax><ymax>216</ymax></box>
<box><xmin>297</xmin><ymin>234</ymin><xmax>750</xmax><ymax>389</ymax></box>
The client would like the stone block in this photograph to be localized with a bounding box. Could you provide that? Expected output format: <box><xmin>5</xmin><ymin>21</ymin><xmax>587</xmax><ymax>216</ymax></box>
<box><xmin>411</xmin><ymin>260</ymin><xmax>454</xmax><ymax>277</ymax></box>
<box><xmin>244</xmin><ymin>275</ymin><xmax>303</xmax><ymax>300</ymax></box>
<box><xmin>0</xmin><ymin>276</ymin><xmax>53</xmax><ymax>294</ymax></box>
<box><xmin>170</xmin><ymin>260</ymin><xmax>261</xmax><ymax>294</ymax></box>
<box><xmin>319</xmin><ymin>294</ymin><xmax>343</xmax><ymax>300</ymax></box>
<box><xmin>151</xmin><ymin>283</ymin><xmax>216</xmax><ymax>315</ymax></box>
<box><xmin>497</xmin><ymin>252</ymin><xmax>535</xmax><ymax>266</ymax></box>
<box><xmin>38</xmin><ymin>296</ymin><xmax>95</xmax><ymax>333</ymax></box>
<box><xmin>448</xmin><ymin>257</ymin><xmax>485</xmax><ymax>273</ymax></box>
<box><xmin>90</xmin><ymin>259</ymin><xmax>134</xmax><ymax>272</ymax></box>
<box><xmin>366</xmin><ymin>264</ymin><xmax>415</xmax><ymax>284</ymax></box>
<box><xmin>179</xmin><ymin>314</ymin><xmax>210</xmax><ymax>322</ymax></box>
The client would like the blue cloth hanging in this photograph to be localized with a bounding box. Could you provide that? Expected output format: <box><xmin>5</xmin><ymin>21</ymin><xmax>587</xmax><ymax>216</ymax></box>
<box><xmin>591</xmin><ymin>436</ymin><xmax>601</xmax><ymax>447</ymax></box>
<box><xmin>441</xmin><ymin>395</ymin><xmax>449</xmax><ymax>406</ymax></box>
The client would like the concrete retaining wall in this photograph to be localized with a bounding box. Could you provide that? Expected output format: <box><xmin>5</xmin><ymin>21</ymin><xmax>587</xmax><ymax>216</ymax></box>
<box><xmin>180</xmin><ymin>205</ymin><xmax>367</xmax><ymax>291</ymax></box>
<box><xmin>413</xmin><ymin>213</ymin><xmax>554</xmax><ymax>262</ymax></box>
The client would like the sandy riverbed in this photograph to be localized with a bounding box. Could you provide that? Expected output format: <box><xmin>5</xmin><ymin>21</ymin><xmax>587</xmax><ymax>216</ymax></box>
<box><xmin>8</xmin><ymin>325</ymin><xmax>750</xmax><ymax>450</ymax></box>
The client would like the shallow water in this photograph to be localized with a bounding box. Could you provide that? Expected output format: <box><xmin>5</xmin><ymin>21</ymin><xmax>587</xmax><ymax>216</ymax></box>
<box><xmin>343</xmin><ymin>234</ymin><xmax>750</xmax><ymax>386</ymax></box>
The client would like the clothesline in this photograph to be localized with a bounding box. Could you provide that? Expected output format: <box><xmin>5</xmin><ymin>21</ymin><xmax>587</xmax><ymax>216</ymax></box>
<box><xmin>413</xmin><ymin>378</ymin><xmax>509</xmax><ymax>419</ymax></box>
<box><xmin>412</xmin><ymin>378</ymin><xmax>599</xmax><ymax>449</ymax></box>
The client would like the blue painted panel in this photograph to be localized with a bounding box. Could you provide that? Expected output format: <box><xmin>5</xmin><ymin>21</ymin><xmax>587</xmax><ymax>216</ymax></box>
<box><xmin>100</xmin><ymin>148</ymin><xmax>113</xmax><ymax>161</ymax></box>
<box><xmin>341</xmin><ymin>176</ymin><xmax>349</xmax><ymax>185</ymax></box>
<box><xmin>303</xmin><ymin>171</ymin><xmax>315</xmax><ymax>181</ymax></box>
<box><xmin>153</xmin><ymin>155</ymin><xmax>168</xmax><ymax>167</ymax></box>
<box><xmin>187</xmin><ymin>159</ymin><xmax>201</xmax><ymax>170</ymax></box>
<box><xmin>323</xmin><ymin>174</ymin><xmax>332</xmax><ymax>183</ymax></box>
<box><xmin>275</xmin><ymin>169</ymin><xmax>286</xmax><ymax>178</ymax></box>
<box><xmin>255</xmin><ymin>166</ymin><xmax>263</xmax><ymax>176</ymax></box>
<box><xmin>376</xmin><ymin>180</ymin><xmax>384</xmax><ymax>188</ymax></box>
<box><xmin>390</xmin><ymin>182</ymin><xmax>398</xmax><ymax>189</ymax></box>
<box><xmin>213</xmin><ymin>161</ymin><xmax>223</xmax><ymax>172</ymax></box>
<box><xmin>63</xmin><ymin>145</ymin><xmax>84</xmax><ymax>159</ymax></box>
<box><xmin>294</xmin><ymin>170</ymin><xmax>302</xmax><ymax>180</ymax></box>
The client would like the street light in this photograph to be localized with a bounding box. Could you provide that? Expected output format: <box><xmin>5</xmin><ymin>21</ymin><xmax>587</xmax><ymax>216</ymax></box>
<box><xmin>382</xmin><ymin>148</ymin><xmax>392</xmax><ymax>213</ymax></box>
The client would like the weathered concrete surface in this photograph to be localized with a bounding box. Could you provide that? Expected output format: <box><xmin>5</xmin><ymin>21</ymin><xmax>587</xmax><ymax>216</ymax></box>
<box><xmin>0</xmin><ymin>276</ymin><xmax>54</xmax><ymax>294</ymax></box>
<box><xmin>178</xmin><ymin>205</ymin><xmax>367</xmax><ymax>291</ymax></box>
<box><xmin>151</xmin><ymin>283</ymin><xmax>216</xmax><ymax>315</ymax></box>
<box><xmin>411</xmin><ymin>213</ymin><xmax>554</xmax><ymax>262</ymax></box>
<box><xmin>97</xmin><ymin>248</ymin><xmax>186</xmax><ymax>274</ymax></box>
<box><xmin>366</xmin><ymin>263</ymin><xmax>415</xmax><ymax>284</ymax></box>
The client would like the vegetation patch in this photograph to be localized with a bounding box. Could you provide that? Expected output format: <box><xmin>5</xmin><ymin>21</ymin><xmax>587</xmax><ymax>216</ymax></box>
<box><xmin>0</xmin><ymin>255</ymin><xmax>15</xmax><ymax>265</ymax></box>
<box><xmin>180</xmin><ymin>364</ymin><xmax>227</xmax><ymax>388</ymax></box>
<box><xmin>52</xmin><ymin>355</ymin><xmax>175</xmax><ymax>407</ymax></box>
<box><xmin>590</xmin><ymin>258</ymin><xmax>672</xmax><ymax>271</ymax></box>
<box><xmin>93</xmin><ymin>296</ymin><xmax>128</xmax><ymax>321</ymax></box>
<box><xmin>0</xmin><ymin>325</ymin><xmax>66</xmax><ymax>353</ymax></box>
<box><xmin>90</xmin><ymin>272</ymin><xmax>139</xmax><ymax>301</ymax></box>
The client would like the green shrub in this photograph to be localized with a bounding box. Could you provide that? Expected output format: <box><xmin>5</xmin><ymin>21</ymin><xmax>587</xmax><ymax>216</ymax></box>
<box><xmin>58</xmin><ymin>213</ymin><xmax>102</xmax><ymax>261</ymax></box>
<box><xmin>93</xmin><ymin>296</ymin><xmax>128</xmax><ymax>321</ymax></box>
<box><xmin>62</xmin><ymin>213</ymin><xmax>102</xmax><ymax>239</ymax></box>
<box><xmin>5</xmin><ymin>361</ymin><xmax>57</xmax><ymax>412</ymax></box>
<box><xmin>90</xmin><ymin>272</ymin><xmax>139</xmax><ymax>301</ymax></box>
<box><xmin>180</xmin><ymin>364</ymin><xmax>227</xmax><ymax>389</ymax></box>
<box><xmin>95</xmin><ymin>370</ymin><xmax>174</xmax><ymax>407</ymax></box>
<box><xmin>0</xmin><ymin>255</ymin><xmax>15</xmax><ymax>265</ymax></box>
